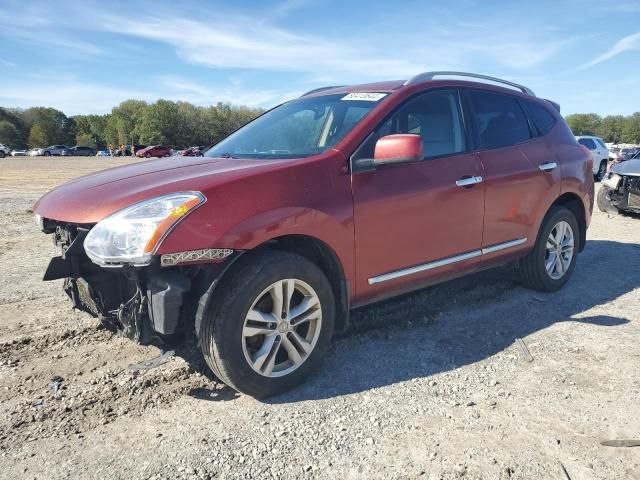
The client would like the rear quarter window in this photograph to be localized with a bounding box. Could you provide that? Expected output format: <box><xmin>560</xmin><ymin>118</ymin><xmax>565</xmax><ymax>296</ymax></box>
<box><xmin>524</xmin><ymin>100</ymin><xmax>556</xmax><ymax>135</ymax></box>
<box><xmin>468</xmin><ymin>90</ymin><xmax>532</xmax><ymax>149</ymax></box>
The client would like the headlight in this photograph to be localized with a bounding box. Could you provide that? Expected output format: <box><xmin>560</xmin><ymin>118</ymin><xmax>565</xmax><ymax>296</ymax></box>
<box><xmin>84</xmin><ymin>192</ymin><xmax>205</xmax><ymax>267</ymax></box>
<box><xmin>602</xmin><ymin>173</ymin><xmax>621</xmax><ymax>190</ymax></box>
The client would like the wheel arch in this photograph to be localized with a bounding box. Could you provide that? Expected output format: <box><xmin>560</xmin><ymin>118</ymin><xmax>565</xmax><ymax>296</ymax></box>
<box><xmin>194</xmin><ymin>234</ymin><xmax>350</xmax><ymax>340</ymax></box>
<box><xmin>255</xmin><ymin>234</ymin><xmax>350</xmax><ymax>335</ymax></box>
<box><xmin>549</xmin><ymin>192</ymin><xmax>587</xmax><ymax>252</ymax></box>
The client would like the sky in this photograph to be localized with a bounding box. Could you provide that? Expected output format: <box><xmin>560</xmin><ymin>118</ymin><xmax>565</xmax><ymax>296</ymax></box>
<box><xmin>0</xmin><ymin>0</ymin><xmax>639</xmax><ymax>116</ymax></box>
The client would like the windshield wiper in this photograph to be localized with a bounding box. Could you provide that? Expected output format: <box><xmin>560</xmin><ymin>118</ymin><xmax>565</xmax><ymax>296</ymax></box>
<box><xmin>218</xmin><ymin>153</ymin><xmax>238</xmax><ymax>159</ymax></box>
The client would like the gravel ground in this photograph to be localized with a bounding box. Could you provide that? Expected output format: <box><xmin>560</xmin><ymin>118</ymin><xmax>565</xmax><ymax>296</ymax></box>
<box><xmin>1</xmin><ymin>157</ymin><xmax>639</xmax><ymax>480</ymax></box>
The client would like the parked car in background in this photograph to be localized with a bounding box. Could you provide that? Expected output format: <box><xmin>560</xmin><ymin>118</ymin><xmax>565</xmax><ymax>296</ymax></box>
<box><xmin>32</xmin><ymin>145</ymin><xmax>69</xmax><ymax>156</ymax></box>
<box><xmin>11</xmin><ymin>149</ymin><xmax>29</xmax><ymax>156</ymax></box>
<box><xmin>608</xmin><ymin>146</ymin><xmax>621</xmax><ymax>161</ymax></box>
<box><xmin>576</xmin><ymin>136</ymin><xmax>609</xmax><ymax>180</ymax></box>
<box><xmin>0</xmin><ymin>143</ymin><xmax>11</xmax><ymax>158</ymax></box>
<box><xmin>96</xmin><ymin>150</ymin><xmax>111</xmax><ymax>157</ymax></box>
<box><xmin>180</xmin><ymin>146</ymin><xmax>205</xmax><ymax>157</ymax></box>
<box><xmin>619</xmin><ymin>147</ymin><xmax>640</xmax><ymax>162</ymax></box>
<box><xmin>33</xmin><ymin>71</ymin><xmax>593</xmax><ymax>397</ymax></box>
<box><xmin>598</xmin><ymin>151</ymin><xmax>640</xmax><ymax>215</ymax></box>
<box><xmin>136</xmin><ymin>145</ymin><xmax>171</xmax><ymax>158</ymax></box>
<box><xmin>62</xmin><ymin>146</ymin><xmax>97</xmax><ymax>156</ymax></box>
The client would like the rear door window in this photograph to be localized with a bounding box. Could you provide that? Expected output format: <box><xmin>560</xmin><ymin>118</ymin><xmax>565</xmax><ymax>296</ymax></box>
<box><xmin>468</xmin><ymin>90</ymin><xmax>532</xmax><ymax>149</ymax></box>
<box><xmin>578</xmin><ymin>138</ymin><xmax>597</xmax><ymax>150</ymax></box>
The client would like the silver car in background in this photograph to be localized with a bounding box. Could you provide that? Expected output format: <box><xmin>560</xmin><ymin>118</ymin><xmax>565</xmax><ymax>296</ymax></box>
<box><xmin>32</xmin><ymin>145</ymin><xmax>69</xmax><ymax>156</ymax></box>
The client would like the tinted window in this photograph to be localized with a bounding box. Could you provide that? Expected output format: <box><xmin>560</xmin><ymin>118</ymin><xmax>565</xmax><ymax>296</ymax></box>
<box><xmin>578</xmin><ymin>138</ymin><xmax>597</xmax><ymax>150</ymax></box>
<box><xmin>469</xmin><ymin>91</ymin><xmax>531</xmax><ymax>149</ymax></box>
<box><xmin>525</xmin><ymin>100</ymin><xmax>556</xmax><ymax>135</ymax></box>
<box><xmin>595</xmin><ymin>138</ymin><xmax>607</xmax><ymax>149</ymax></box>
<box><xmin>354</xmin><ymin>90</ymin><xmax>465</xmax><ymax>160</ymax></box>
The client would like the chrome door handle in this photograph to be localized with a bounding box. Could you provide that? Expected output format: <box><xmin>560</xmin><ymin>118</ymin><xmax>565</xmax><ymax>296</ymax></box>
<box><xmin>456</xmin><ymin>176</ymin><xmax>483</xmax><ymax>187</ymax></box>
<box><xmin>539</xmin><ymin>162</ymin><xmax>557</xmax><ymax>171</ymax></box>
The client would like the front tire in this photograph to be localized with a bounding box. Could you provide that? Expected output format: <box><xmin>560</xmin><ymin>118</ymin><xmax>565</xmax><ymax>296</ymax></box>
<box><xmin>597</xmin><ymin>186</ymin><xmax>618</xmax><ymax>213</ymax></box>
<box><xmin>519</xmin><ymin>207</ymin><xmax>579</xmax><ymax>292</ymax></box>
<box><xmin>199</xmin><ymin>251</ymin><xmax>335</xmax><ymax>398</ymax></box>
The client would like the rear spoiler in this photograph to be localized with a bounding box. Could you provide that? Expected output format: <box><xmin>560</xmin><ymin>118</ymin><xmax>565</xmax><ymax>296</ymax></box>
<box><xmin>545</xmin><ymin>99</ymin><xmax>560</xmax><ymax>113</ymax></box>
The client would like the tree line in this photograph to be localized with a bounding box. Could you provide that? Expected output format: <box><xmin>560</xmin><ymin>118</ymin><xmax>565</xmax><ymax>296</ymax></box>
<box><xmin>0</xmin><ymin>100</ymin><xmax>264</xmax><ymax>150</ymax></box>
<box><xmin>565</xmin><ymin>112</ymin><xmax>640</xmax><ymax>144</ymax></box>
<box><xmin>2</xmin><ymin>100</ymin><xmax>640</xmax><ymax>150</ymax></box>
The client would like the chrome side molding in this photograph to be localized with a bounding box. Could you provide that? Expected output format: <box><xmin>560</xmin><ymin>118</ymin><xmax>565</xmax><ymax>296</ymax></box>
<box><xmin>368</xmin><ymin>237</ymin><xmax>527</xmax><ymax>285</ymax></box>
<box><xmin>481</xmin><ymin>237</ymin><xmax>527</xmax><ymax>255</ymax></box>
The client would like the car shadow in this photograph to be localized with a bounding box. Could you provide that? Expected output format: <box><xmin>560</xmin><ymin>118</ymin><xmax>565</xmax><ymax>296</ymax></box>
<box><xmin>264</xmin><ymin>239</ymin><xmax>636</xmax><ymax>403</ymax></box>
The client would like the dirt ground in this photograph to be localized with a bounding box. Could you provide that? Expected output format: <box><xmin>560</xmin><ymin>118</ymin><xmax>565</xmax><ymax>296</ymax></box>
<box><xmin>1</xmin><ymin>157</ymin><xmax>639</xmax><ymax>480</ymax></box>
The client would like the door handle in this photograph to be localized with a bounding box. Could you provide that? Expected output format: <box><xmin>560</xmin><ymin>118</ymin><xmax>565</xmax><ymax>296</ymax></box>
<box><xmin>538</xmin><ymin>162</ymin><xmax>557</xmax><ymax>171</ymax></box>
<box><xmin>456</xmin><ymin>176</ymin><xmax>483</xmax><ymax>187</ymax></box>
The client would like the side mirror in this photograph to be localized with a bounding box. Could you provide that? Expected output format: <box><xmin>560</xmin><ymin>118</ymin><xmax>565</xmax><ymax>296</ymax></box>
<box><xmin>374</xmin><ymin>134</ymin><xmax>423</xmax><ymax>166</ymax></box>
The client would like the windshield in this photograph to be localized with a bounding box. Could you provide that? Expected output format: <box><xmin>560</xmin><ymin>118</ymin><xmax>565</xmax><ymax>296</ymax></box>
<box><xmin>205</xmin><ymin>93</ymin><xmax>387</xmax><ymax>159</ymax></box>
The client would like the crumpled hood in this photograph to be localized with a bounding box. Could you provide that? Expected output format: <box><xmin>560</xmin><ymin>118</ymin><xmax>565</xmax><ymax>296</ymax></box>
<box><xmin>612</xmin><ymin>159</ymin><xmax>640</xmax><ymax>177</ymax></box>
<box><xmin>34</xmin><ymin>156</ymin><xmax>278</xmax><ymax>223</ymax></box>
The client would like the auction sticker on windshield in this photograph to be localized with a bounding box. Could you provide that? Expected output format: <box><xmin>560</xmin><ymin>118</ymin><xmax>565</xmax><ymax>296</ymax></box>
<box><xmin>341</xmin><ymin>92</ymin><xmax>387</xmax><ymax>101</ymax></box>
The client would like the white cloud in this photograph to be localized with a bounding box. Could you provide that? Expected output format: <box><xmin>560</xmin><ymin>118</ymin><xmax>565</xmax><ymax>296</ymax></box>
<box><xmin>579</xmin><ymin>31</ymin><xmax>640</xmax><ymax>69</ymax></box>
<box><xmin>0</xmin><ymin>59</ymin><xmax>16</xmax><ymax>67</ymax></box>
<box><xmin>0</xmin><ymin>76</ymin><xmax>296</xmax><ymax>115</ymax></box>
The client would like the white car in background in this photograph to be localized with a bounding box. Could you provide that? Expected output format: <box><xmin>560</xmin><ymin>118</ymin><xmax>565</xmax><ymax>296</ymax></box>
<box><xmin>11</xmin><ymin>149</ymin><xmax>28</xmax><ymax>156</ymax></box>
<box><xmin>576</xmin><ymin>135</ymin><xmax>609</xmax><ymax>180</ymax></box>
<box><xmin>0</xmin><ymin>143</ymin><xmax>11</xmax><ymax>158</ymax></box>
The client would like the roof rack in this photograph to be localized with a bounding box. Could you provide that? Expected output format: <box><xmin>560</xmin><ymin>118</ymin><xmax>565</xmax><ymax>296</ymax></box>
<box><xmin>404</xmin><ymin>71</ymin><xmax>535</xmax><ymax>96</ymax></box>
<box><xmin>300</xmin><ymin>85</ymin><xmax>345</xmax><ymax>97</ymax></box>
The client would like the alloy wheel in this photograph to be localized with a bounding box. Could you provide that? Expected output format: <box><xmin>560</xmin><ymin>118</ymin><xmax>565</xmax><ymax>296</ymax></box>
<box><xmin>545</xmin><ymin>220</ymin><xmax>574</xmax><ymax>280</ymax></box>
<box><xmin>242</xmin><ymin>278</ymin><xmax>322</xmax><ymax>378</ymax></box>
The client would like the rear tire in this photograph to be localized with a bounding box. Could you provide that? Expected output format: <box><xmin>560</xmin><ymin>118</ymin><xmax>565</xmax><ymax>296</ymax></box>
<box><xmin>594</xmin><ymin>160</ymin><xmax>607</xmax><ymax>181</ymax></box>
<box><xmin>519</xmin><ymin>207</ymin><xmax>579</xmax><ymax>292</ymax></box>
<box><xmin>0</xmin><ymin>151</ymin><xmax>5</xmax><ymax>158</ymax></box>
<box><xmin>44</xmin><ymin>151</ymin><xmax>51</xmax><ymax>156</ymax></box>
<box><xmin>199</xmin><ymin>251</ymin><xmax>335</xmax><ymax>398</ymax></box>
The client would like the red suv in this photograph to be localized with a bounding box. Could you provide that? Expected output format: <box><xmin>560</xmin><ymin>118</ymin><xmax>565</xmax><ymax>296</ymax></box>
<box><xmin>136</xmin><ymin>145</ymin><xmax>171</xmax><ymax>158</ymax></box>
<box><xmin>34</xmin><ymin>72</ymin><xmax>593</xmax><ymax>397</ymax></box>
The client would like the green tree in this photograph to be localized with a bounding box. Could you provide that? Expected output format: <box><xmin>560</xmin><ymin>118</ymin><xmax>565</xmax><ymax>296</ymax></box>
<box><xmin>136</xmin><ymin>99</ymin><xmax>182</xmax><ymax>145</ymax></box>
<box><xmin>598</xmin><ymin>115</ymin><xmax>625</xmax><ymax>143</ymax></box>
<box><xmin>20</xmin><ymin>107</ymin><xmax>75</xmax><ymax>145</ymax></box>
<box><xmin>621</xmin><ymin>112</ymin><xmax>640</xmax><ymax>144</ymax></box>
<box><xmin>28</xmin><ymin>123</ymin><xmax>48</xmax><ymax>147</ymax></box>
<box><xmin>565</xmin><ymin>113</ymin><xmax>602</xmax><ymax>136</ymax></box>
<box><xmin>106</xmin><ymin>100</ymin><xmax>148</xmax><ymax>146</ymax></box>
<box><xmin>0</xmin><ymin>120</ymin><xmax>20</xmax><ymax>146</ymax></box>
<box><xmin>74</xmin><ymin>114</ymin><xmax>108</xmax><ymax>148</ymax></box>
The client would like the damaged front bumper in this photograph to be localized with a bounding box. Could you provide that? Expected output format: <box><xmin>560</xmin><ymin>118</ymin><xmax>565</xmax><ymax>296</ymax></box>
<box><xmin>43</xmin><ymin>222</ymin><xmax>236</xmax><ymax>345</ymax></box>
<box><xmin>601</xmin><ymin>174</ymin><xmax>640</xmax><ymax>213</ymax></box>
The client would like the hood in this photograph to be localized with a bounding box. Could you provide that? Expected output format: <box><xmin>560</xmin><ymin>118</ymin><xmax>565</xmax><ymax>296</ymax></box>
<box><xmin>612</xmin><ymin>159</ymin><xmax>640</xmax><ymax>177</ymax></box>
<box><xmin>34</xmin><ymin>155</ymin><xmax>278</xmax><ymax>223</ymax></box>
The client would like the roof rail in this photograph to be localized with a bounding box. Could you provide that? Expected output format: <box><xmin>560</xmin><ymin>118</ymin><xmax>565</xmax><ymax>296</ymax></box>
<box><xmin>300</xmin><ymin>85</ymin><xmax>345</xmax><ymax>97</ymax></box>
<box><xmin>404</xmin><ymin>71</ymin><xmax>535</xmax><ymax>96</ymax></box>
